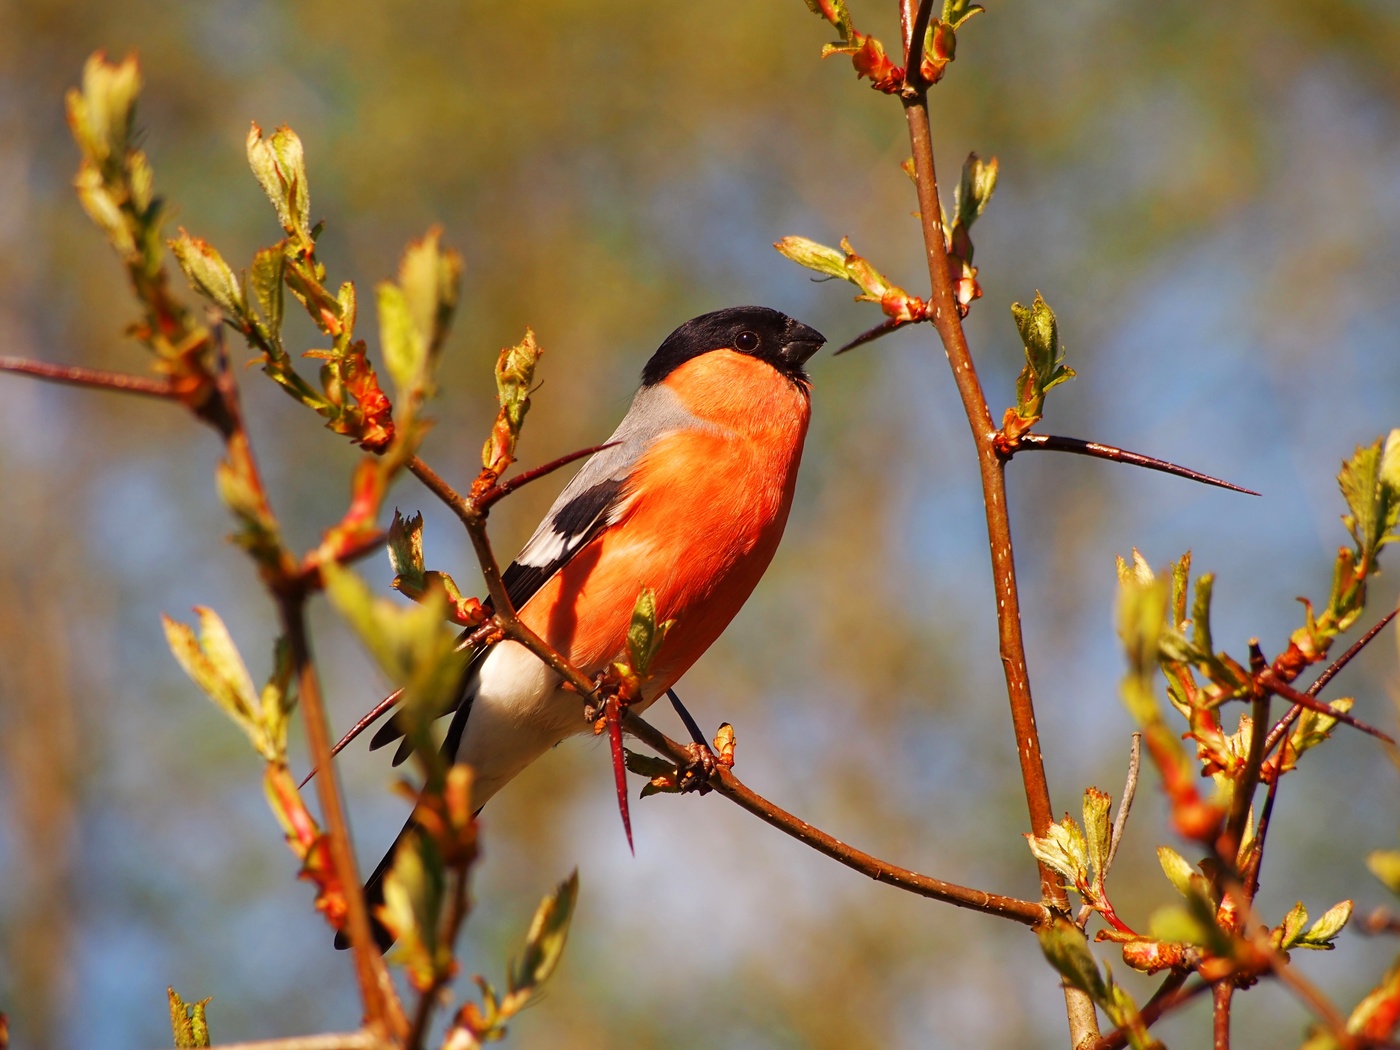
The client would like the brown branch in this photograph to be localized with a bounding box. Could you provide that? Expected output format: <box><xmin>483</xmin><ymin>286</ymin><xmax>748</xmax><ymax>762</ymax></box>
<box><xmin>1223</xmin><ymin>694</ymin><xmax>1270</xmax><ymax>860</ymax></box>
<box><xmin>1010</xmin><ymin>433</ymin><xmax>1260</xmax><ymax>496</ymax></box>
<box><xmin>0</xmin><ymin>356</ymin><xmax>181</xmax><ymax>399</ymax></box>
<box><xmin>425</xmin><ymin>460</ymin><xmax>1049</xmax><ymax>925</ymax></box>
<box><xmin>900</xmin><ymin>52</ymin><xmax>1065</xmax><ymax>914</ymax></box>
<box><xmin>622</xmin><ymin>713</ymin><xmax>1049</xmax><ymax>925</ymax></box>
<box><xmin>900</xmin><ymin>54</ymin><xmax>1096</xmax><ymax>1046</ymax></box>
<box><xmin>280</xmin><ymin>596</ymin><xmax>404</xmax><ymax>1039</ymax></box>
<box><xmin>1213</xmin><ymin>980</ymin><xmax>1233</xmax><ymax>1050</ymax></box>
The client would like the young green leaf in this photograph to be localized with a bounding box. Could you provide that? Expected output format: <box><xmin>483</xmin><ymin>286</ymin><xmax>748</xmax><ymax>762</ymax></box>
<box><xmin>504</xmin><ymin>870</ymin><xmax>580</xmax><ymax>1012</ymax></box>
<box><xmin>1367</xmin><ymin>849</ymin><xmax>1400</xmax><ymax>896</ymax></box>
<box><xmin>625</xmin><ymin>587</ymin><xmax>674</xmax><ymax>680</ymax></box>
<box><xmin>1082</xmin><ymin>787</ymin><xmax>1112</xmax><ymax>884</ymax></box>
<box><xmin>387</xmin><ymin>510</ymin><xmax>427</xmax><ymax>594</ymax></box>
<box><xmin>162</xmin><ymin>607</ymin><xmax>274</xmax><ymax>760</ymax></box>
<box><xmin>1295</xmin><ymin>899</ymin><xmax>1352</xmax><ymax>949</ymax></box>
<box><xmin>170</xmin><ymin>230</ymin><xmax>246</xmax><ymax>317</ymax></box>
<box><xmin>247</xmin><ymin>124</ymin><xmax>312</xmax><ymax>245</ymax></box>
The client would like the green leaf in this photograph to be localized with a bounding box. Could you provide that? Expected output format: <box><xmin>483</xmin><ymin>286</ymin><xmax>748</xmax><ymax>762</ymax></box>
<box><xmin>1026</xmin><ymin>817</ymin><xmax>1089</xmax><ymax>887</ymax></box>
<box><xmin>377</xmin><ymin>283</ymin><xmax>421</xmax><ymax>405</ymax></box>
<box><xmin>1190</xmin><ymin>572</ymin><xmax>1215</xmax><ymax>657</ymax></box>
<box><xmin>1296</xmin><ymin>899</ymin><xmax>1352</xmax><ymax>949</ymax></box>
<box><xmin>1009</xmin><ymin>292</ymin><xmax>1075</xmax><ymax>424</ymax></box>
<box><xmin>1082</xmin><ymin>787</ymin><xmax>1112</xmax><ymax>884</ymax></box>
<box><xmin>321</xmin><ymin>562</ymin><xmax>468</xmax><ymax>777</ymax></box>
<box><xmin>773</xmin><ymin>235</ymin><xmax>850</xmax><ymax>280</ymax></box>
<box><xmin>503</xmin><ymin>870</ymin><xmax>580</xmax><ymax>1013</ymax></box>
<box><xmin>1147</xmin><ymin>904</ymin><xmax>1213</xmax><ymax>948</ymax></box>
<box><xmin>170</xmin><ymin>230</ymin><xmax>246</xmax><ymax>317</ymax></box>
<box><xmin>1156</xmin><ymin>847</ymin><xmax>1197</xmax><ymax>897</ymax></box>
<box><xmin>249</xmin><ymin>244</ymin><xmax>285</xmax><ymax>341</ymax></box>
<box><xmin>953</xmin><ymin>152</ymin><xmax>998</xmax><ymax>230</ymax></box>
<box><xmin>1276</xmin><ymin>900</ymin><xmax>1309</xmax><ymax>950</ymax></box>
<box><xmin>379</xmin><ymin>829</ymin><xmax>448</xmax><ymax>991</ymax></box>
<box><xmin>625</xmin><ymin>587</ymin><xmax>674</xmax><ymax>680</ymax></box>
<box><xmin>1367</xmin><ymin>849</ymin><xmax>1400</xmax><ymax>896</ymax></box>
<box><xmin>246</xmin><ymin>124</ymin><xmax>312</xmax><ymax>244</ymax></box>
<box><xmin>67</xmin><ymin>53</ymin><xmax>142</xmax><ymax>166</ymax></box>
<box><xmin>162</xmin><ymin>608</ymin><xmax>274</xmax><ymax>760</ymax></box>
<box><xmin>1036</xmin><ymin>918</ymin><xmax>1106</xmax><ymax>1001</ymax></box>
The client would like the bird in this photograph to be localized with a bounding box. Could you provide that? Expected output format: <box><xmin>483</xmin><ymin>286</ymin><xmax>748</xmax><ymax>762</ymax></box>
<box><xmin>340</xmin><ymin>305</ymin><xmax>825</xmax><ymax>950</ymax></box>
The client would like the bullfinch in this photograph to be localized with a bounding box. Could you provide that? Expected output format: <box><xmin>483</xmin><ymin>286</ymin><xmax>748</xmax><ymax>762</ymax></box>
<box><xmin>343</xmin><ymin>305</ymin><xmax>825</xmax><ymax>949</ymax></box>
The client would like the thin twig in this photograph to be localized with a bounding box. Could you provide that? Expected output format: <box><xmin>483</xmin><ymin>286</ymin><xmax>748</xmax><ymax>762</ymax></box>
<box><xmin>1011</xmin><ymin>433</ymin><xmax>1260</xmax><ymax>496</ymax></box>
<box><xmin>902</xmin><ymin>0</ymin><xmax>939</xmax><ymax>91</ymax></box>
<box><xmin>405</xmin><ymin>865</ymin><xmax>472</xmax><ymax>1050</ymax></box>
<box><xmin>1076</xmin><ymin>733</ymin><xmax>1141</xmax><ymax>927</ymax></box>
<box><xmin>0</xmin><ymin>356</ymin><xmax>180</xmax><ymax>399</ymax></box>
<box><xmin>1106</xmin><ymin>732</ymin><xmax>1141</xmax><ymax>874</ymax></box>
<box><xmin>1223</xmin><ymin>695</ymin><xmax>1270</xmax><ymax>861</ymax></box>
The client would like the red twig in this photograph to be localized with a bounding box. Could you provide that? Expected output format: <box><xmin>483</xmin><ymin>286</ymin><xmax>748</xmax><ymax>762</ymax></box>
<box><xmin>1259</xmin><ymin>672</ymin><xmax>1395</xmax><ymax>745</ymax></box>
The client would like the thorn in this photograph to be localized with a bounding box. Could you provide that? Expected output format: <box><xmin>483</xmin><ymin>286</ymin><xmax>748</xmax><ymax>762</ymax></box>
<box><xmin>476</xmin><ymin>441</ymin><xmax>621</xmax><ymax>511</ymax></box>
<box><xmin>1014</xmin><ymin>433</ymin><xmax>1260</xmax><ymax>496</ymax></box>
<box><xmin>606</xmin><ymin>696</ymin><xmax>634</xmax><ymax>855</ymax></box>
<box><xmin>300</xmin><ymin>687</ymin><xmax>404</xmax><ymax>788</ymax></box>
<box><xmin>834</xmin><ymin>318</ymin><xmax>911</xmax><ymax>355</ymax></box>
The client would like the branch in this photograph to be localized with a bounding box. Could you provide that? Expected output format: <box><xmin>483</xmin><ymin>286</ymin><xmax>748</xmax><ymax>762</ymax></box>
<box><xmin>1009</xmin><ymin>433</ymin><xmax>1260</xmax><ymax>496</ymax></box>
<box><xmin>622</xmin><ymin>713</ymin><xmax>1049</xmax><ymax>926</ymax></box>
<box><xmin>900</xmin><ymin>60</ymin><xmax>1098</xmax><ymax>1049</ymax></box>
<box><xmin>279</xmin><ymin>591</ymin><xmax>404</xmax><ymax>1039</ymax></box>
<box><xmin>0</xmin><ymin>356</ymin><xmax>180</xmax><ymax>399</ymax></box>
<box><xmin>413</xmin><ymin>453</ymin><xmax>1049</xmax><ymax>925</ymax></box>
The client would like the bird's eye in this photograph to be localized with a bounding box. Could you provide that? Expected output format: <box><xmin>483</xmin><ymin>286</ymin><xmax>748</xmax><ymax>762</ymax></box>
<box><xmin>735</xmin><ymin>330</ymin><xmax>759</xmax><ymax>352</ymax></box>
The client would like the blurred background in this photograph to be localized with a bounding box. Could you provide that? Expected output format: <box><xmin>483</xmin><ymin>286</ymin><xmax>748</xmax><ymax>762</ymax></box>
<box><xmin>2</xmin><ymin>1</ymin><xmax>1399</xmax><ymax>1047</ymax></box>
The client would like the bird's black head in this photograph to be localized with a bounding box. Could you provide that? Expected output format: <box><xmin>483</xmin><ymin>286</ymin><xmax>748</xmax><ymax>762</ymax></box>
<box><xmin>640</xmin><ymin>306</ymin><xmax>827</xmax><ymax>388</ymax></box>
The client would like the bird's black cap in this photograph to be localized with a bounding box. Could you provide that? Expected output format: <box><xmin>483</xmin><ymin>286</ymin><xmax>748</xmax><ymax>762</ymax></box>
<box><xmin>641</xmin><ymin>306</ymin><xmax>827</xmax><ymax>388</ymax></box>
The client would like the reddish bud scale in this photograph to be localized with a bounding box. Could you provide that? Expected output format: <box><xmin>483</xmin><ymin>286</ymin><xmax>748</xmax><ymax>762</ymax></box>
<box><xmin>1119</xmin><ymin>938</ymin><xmax>1190</xmax><ymax>975</ymax></box>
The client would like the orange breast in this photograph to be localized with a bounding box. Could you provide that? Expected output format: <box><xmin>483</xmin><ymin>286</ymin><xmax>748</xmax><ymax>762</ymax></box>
<box><xmin>518</xmin><ymin>350</ymin><xmax>810</xmax><ymax>693</ymax></box>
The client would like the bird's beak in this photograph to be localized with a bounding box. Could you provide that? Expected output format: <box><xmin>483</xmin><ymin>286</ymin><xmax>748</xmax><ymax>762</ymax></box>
<box><xmin>781</xmin><ymin>320</ymin><xmax>827</xmax><ymax>367</ymax></box>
